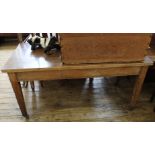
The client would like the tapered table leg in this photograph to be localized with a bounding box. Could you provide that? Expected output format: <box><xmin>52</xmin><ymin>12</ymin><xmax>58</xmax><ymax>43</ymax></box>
<box><xmin>8</xmin><ymin>73</ymin><xmax>28</xmax><ymax>118</ymax></box>
<box><xmin>130</xmin><ymin>66</ymin><xmax>148</xmax><ymax>106</ymax></box>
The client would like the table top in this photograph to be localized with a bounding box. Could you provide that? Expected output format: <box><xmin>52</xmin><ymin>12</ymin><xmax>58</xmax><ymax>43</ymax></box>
<box><xmin>1</xmin><ymin>42</ymin><xmax>62</xmax><ymax>73</ymax></box>
<box><xmin>1</xmin><ymin>42</ymin><xmax>153</xmax><ymax>73</ymax></box>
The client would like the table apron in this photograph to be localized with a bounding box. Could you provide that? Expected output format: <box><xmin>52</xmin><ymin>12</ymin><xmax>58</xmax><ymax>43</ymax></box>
<box><xmin>16</xmin><ymin>66</ymin><xmax>141</xmax><ymax>81</ymax></box>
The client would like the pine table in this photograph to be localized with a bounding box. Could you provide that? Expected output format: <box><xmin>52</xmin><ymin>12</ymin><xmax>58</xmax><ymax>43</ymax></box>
<box><xmin>1</xmin><ymin>42</ymin><xmax>153</xmax><ymax>118</ymax></box>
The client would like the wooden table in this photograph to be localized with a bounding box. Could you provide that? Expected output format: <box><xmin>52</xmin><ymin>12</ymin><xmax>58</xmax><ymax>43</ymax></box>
<box><xmin>1</xmin><ymin>42</ymin><xmax>153</xmax><ymax>118</ymax></box>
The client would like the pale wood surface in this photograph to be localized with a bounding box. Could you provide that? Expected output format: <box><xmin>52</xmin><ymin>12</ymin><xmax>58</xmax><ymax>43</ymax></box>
<box><xmin>0</xmin><ymin>44</ymin><xmax>155</xmax><ymax>121</ymax></box>
<box><xmin>1</xmin><ymin>42</ymin><xmax>153</xmax><ymax>73</ymax></box>
<box><xmin>1</xmin><ymin>42</ymin><xmax>62</xmax><ymax>73</ymax></box>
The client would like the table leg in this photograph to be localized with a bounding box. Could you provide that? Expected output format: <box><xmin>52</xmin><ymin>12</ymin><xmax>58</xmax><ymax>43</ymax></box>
<box><xmin>8</xmin><ymin>73</ymin><xmax>28</xmax><ymax>118</ymax></box>
<box><xmin>130</xmin><ymin>66</ymin><xmax>148</xmax><ymax>106</ymax></box>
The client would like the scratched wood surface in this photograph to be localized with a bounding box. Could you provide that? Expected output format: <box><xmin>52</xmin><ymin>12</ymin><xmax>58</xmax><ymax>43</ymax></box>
<box><xmin>0</xmin><ymin>43</ymin><xmax>155</xmax><ymax>122</ymax></box>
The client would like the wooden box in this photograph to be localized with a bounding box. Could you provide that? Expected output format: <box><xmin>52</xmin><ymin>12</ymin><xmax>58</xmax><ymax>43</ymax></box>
<box><xmin>60</xmin><ymin>33</ymin><xmax>151</xmax><ymax>64</ymax></box>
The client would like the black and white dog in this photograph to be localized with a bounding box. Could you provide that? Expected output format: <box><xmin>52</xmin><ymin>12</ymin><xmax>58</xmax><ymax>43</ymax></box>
<box><xmin>27</xmin><ymin>34</ymin><xmax>60</xmax><ymax>54</ymax></box>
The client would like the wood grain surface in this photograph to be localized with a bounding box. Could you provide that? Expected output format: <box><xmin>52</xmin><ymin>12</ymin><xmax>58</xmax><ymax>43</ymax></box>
<box><xmin>60</xmin><ymin>33</ymin><xmax>151</xmax><ymax>64</ymax></box>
